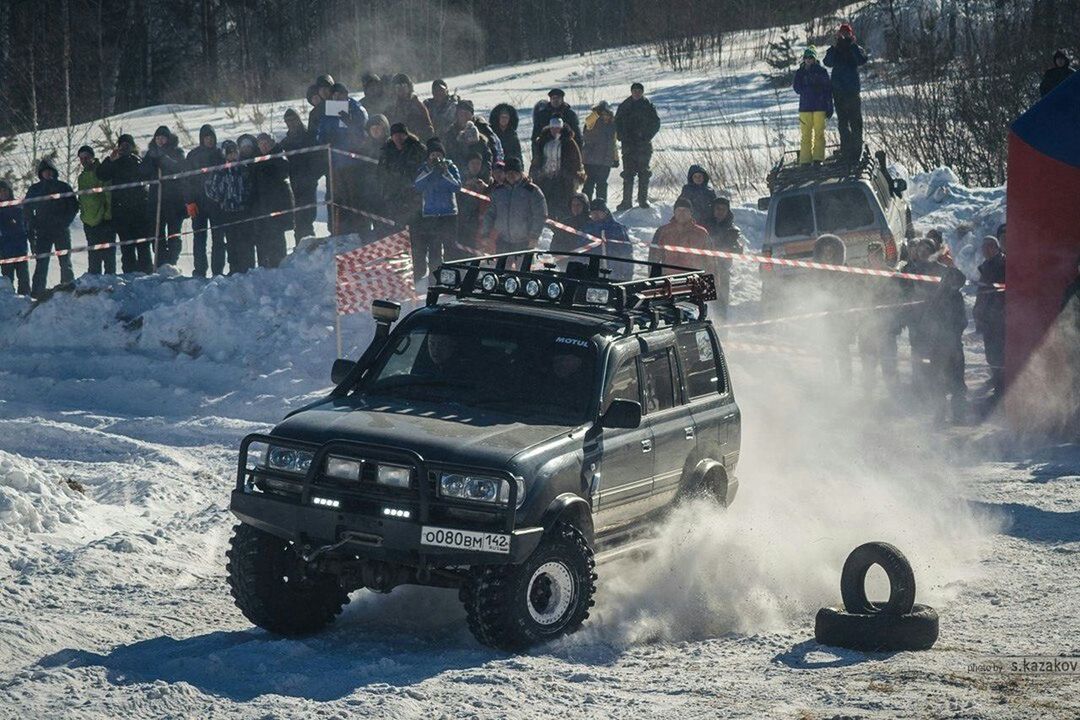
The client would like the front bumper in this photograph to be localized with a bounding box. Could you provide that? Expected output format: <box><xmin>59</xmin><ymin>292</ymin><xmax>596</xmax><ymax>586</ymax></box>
<box><xmin>231</xmin><ymin>490</ymin><xmax>543</xmax><ymax>565</ymax></box>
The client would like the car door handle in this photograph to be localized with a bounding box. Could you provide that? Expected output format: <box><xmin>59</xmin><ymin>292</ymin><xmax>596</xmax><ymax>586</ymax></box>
<box><xmin>684</xmin><ymin>426</ymin><xmax>695</xmax><ymax>440</ymax></box>
<box><xmin>640</xmin><ymin>439</ymin><xmax>652</xmax><ymax>453</ymax></box>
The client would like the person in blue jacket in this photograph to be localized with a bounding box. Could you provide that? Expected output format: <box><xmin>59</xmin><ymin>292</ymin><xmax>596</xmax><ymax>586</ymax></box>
<box><xmin>792</xmin><ymin>47</ymin><xmax>833</xmax><ymax>165</ymax></box>
<box><xmin>582</xmin><ymin>198</ymin><xmax>634</xmax><ymax>281</ymax></box>
<box><xmin>412</xmin><ymin>138</ymin><xmax>462</xmax><ymax>285</ymax></box>
<box><xmin>319</xmin><ymin>82</ymin><xmax>369</xmax><ymax>235</ymax></box>
<box><xmin>823</xmin><ymin>23</ymin><xmax>869</xmax><ymax>160</ymax></box>
<box><xmin>0</xmin><ymin>180</ymin><xmax>31</xmax><ymax>296</ymax></box>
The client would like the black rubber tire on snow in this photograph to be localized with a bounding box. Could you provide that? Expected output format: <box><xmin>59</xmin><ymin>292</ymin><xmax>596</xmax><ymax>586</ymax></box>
<box><xmin>226</xmin><ymin>523</ymin><xmax>350</xmax><ymax>636</ymax></box>
<box><xmin>461</xmin><ymin>522</ymin><xmax>596</xmax><ymax>651</ymax></box>
<box><xmin>840</xmin><ymin>541</ymin><xmax>916</xmax><ymax>616</ymax></box>
<box><xmin>815</xmin><ymin>604</ymin><xmax>939</xmax><ymax>652</ymax></box>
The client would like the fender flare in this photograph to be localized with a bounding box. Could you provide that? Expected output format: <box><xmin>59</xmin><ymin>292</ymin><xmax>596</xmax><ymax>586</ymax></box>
<box><xmin>685</xmin><ymin>458</ymin><xmax>734</xmax><ymax>506</ymax></box>
<box><xmin>540</xmin><ymin>493</ymin><xmax>594</xmax><ymax>546</ymax></box>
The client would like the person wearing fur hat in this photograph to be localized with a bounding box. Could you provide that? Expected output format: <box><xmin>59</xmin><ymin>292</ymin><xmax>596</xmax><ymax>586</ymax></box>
<box><xmin>76</xmin><ymin>145</ymin><xmax>115</xmax><ymax>275</ymax></box>
<box><xmin>379</xmin><ymin>123</ymin><xmax>426</xmax><ymax>226</ymax></box>
<box><xmin>489</xmin><ymin>103</ymin><xmax>522</xmax><ymax>164</ymax></box>
<box><xmin>98</xmin><ymin>133</ymin><xmax>153</xmax><ymax>274</ymax></box>
<box><xmin>1040</xmin><ymin>49</ymin><xmax>1075</xmax><ymax>97</ymax></box>
<box><xmin>793</xmin><ymin>47</ymin><xmax>833</xmax><ymax>164</ymax></box>
<box><xmin>581</xmin><ymin>100</ymin><xmax>618</xmax><ymax>204</ymax></box>
<box><xmin>648</xmin><ymin>197</ymin><xmax>710</xmax><ymax>269</ymax></box>
<box><xmin>0</xmin><ymin>180</ymin><xmax>31</xmax><ymax>295</ymax></box>
<box><xmin>389</xmin><ymin>74</ymin><xmax>435</xmax><ymax>142</ymax></box>
<box><xmin>582</xmin><ymin>198</ymin><xmax>634</xmax><ymax>281</ymax></box>
<box><xmin>24</xmin><ymin>158</ymin><xmax>79</xmax><ymax>297</ymax></box>
<box><xmin>823</xmin><ymin>23</ymin><xmax>869</xmax><ymax>160</ymax></box>
<box><xmin>529</xmin><ymin>117</ymin><xmax>585</xmax><ymax>223</ymax></box>
<box><xmin>185</xmin><ymin>124</ymin><xmax>225</xmax><ymax>277</ymax></box>
<box><xmin>143</xmin><ymin>125</ymin><xmax>188</xmax><ymax>267</ymax></box>
<box><xmin>411</xmin><ymin>138</ymin><xmax>461</xmax><ymax>284</ymax></box>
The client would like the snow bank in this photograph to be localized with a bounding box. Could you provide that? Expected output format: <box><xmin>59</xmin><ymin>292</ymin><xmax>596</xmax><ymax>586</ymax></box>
<box><xmin>0</xmin><ymin>451</ymin><xmax>83</xmax><ymax>534</ymax></box>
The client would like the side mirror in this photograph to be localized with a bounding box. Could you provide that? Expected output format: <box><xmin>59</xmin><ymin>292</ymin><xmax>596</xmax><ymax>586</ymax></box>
<box><xmin>757</xmin><ymin>196</ymin><xmax>771</xmax><ymax>211</ymax></box>
<box><xmin>599</xmin><ymin>399</ymin><xmax>642</xmax><ymax>430</ymax></box>
<box><xmin>331</xmin><ymin>358</ymin><xmax>357</xmax><ymax>385</ymax></box>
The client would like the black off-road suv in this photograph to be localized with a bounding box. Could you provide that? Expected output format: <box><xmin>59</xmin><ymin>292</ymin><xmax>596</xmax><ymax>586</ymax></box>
<box><xmin>227</xmin><ymin>251</ymin><xmax>741</xmax><ymax>649</ymax></box>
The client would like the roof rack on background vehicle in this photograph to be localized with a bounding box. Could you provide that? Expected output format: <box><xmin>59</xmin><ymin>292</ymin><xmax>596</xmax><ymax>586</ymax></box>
<box><xmin>427</xmin><ymin>251</ymin><xmax>717</xmax><ymax>331</ymax></box>
<box><xmin>766</xmin><ymin>144</ymin><xmax>877</xmax><ymax>194</ymax></box>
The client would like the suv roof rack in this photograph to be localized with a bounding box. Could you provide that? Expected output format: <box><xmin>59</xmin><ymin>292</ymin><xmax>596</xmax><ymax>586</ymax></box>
<box><xmin>427</xmin><ymin>250</ymin><xmax>717</xmax><ymax>332</ymax></box>
<box><xmin>766</xmin><ymin>144</ymin><xmax>877</xmax><ymax>194</ymax></box>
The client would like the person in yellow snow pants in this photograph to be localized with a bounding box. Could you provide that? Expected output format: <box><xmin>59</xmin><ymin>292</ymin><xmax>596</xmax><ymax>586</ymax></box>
<box><xmin>799</xmin><ymin>111</ymin><xmax>827</xmax><ymax>164</ymax></box>
<box><xmin>793</xmin><ymin>47</ymin><xmax>833</xmax><ymax>164</ymax></box>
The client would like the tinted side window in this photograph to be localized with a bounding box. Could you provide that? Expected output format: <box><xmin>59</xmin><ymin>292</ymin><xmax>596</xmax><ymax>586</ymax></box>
<box><xmin>606</xmin><ymin>359</ymin><xmax>640</xmax><ymax>407</ymax></box>
<box><xmin>775</xmin><ymin>194</ymin><xmax>813</xmax><ymax>238</ymax></box>
<box><xmin>676</xmin><ymin>328</ymin><xmax>725</xmax><ymax>398</ymax></box>
<box><xmin>814</xmin><ymin>186</ymin><xmax>876</xmax><ymax>232</ymax></box>
<box><xmin>641</xmin><ymin>351</ymin><xmax>675</xmax><ymax>414</ymax></box>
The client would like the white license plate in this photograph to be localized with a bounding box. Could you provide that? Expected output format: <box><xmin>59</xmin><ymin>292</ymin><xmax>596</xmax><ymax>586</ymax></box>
<box><xmin>420</xmin><ymin>526</ymin><xmax>510</xmax><ymax>554</ymax></box>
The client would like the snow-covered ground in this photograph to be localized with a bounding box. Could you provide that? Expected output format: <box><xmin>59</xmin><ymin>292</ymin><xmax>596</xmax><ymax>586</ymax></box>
<box><xmin>2</xmin><ymin>15</ymin><xmax>1078</xmax><ymax>720</ymax></box>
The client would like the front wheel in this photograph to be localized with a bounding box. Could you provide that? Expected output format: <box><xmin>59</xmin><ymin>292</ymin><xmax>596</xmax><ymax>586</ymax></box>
<box><xmin>226</xmin><ymin>523</ymin><xmax>350</xmax><ymax>636</ymax></box>
<box><xmin>461</xmin><ymin>522</ymin><xmax>596</xmax><ymax>650</ymax></box>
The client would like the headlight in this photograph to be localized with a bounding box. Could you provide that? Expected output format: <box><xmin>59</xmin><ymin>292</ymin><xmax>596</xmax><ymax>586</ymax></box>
<box><xmin>376</xmin><ymin>464</ymin><xmax>412</xmax><ymax>488</ymax></box>
<box><xmin>585</xmin><ymin>287</ymin><xmax>610</xmax><ymax>304</ymax></box>
<box><xmin>439</xmin><ymin>473</ymin><xmax>525</xmax><ymax>507</ymax></box>
<box><xmin>438</xmin><ymin>268</ymin><xmax>459</xmax><ymax>286</ymax></box>
<box><xmin>266</xmin><ymin>446</ymin><xmax>315</xmax><ymax>474</ymax></box>
<box><xmin>326</xmin><ymin>456</ymin><xmax>362</xmax><ymax>481</ymax></box>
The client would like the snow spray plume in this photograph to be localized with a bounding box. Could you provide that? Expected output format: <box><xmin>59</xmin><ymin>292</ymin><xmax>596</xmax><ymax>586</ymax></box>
<box><xmin>582</xmin><ymin>278</ymin><xmax>1001</xmax><ymax>645</ymax></box>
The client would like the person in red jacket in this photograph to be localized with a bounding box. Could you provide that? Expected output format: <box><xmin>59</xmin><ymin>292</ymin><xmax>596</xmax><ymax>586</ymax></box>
<box><xmin>648</xmin><ymin>196</ymin><xmax>710</xmax><ymax>269</ymax></box>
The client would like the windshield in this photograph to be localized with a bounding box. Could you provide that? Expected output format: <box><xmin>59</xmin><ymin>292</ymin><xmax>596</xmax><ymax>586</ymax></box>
<box><xmin>357</xmin><ymin>315</ymin><xmax>598</xmax><ymax>425</ymax></box>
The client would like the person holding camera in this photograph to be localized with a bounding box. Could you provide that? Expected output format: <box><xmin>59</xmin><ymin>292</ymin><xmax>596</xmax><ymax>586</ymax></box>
<box><xmin>412</xmin><ymin>138</ymin><xmax>462</xmax><ymax>286</ymax></box>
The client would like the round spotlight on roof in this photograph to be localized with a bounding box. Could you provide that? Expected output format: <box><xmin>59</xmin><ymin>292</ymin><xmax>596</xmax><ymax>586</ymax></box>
<box><xmin>524</xmin><ymin>278</ymin><xmax>542</xmax><ymax>298</ymax></box>
<box><xmin>546</xmin><ymin>282</ymin><xmax>563</xmax><ymax>300</ymax></box>
<box><xmin>480</xmin><ymin>272</ymin><xmax>498</xmax><ymax>292</ymax></box>
<box><xmin>503</xmin><ymin>276</ymin><xmax>520</xmax><ymax>295</ymax></box>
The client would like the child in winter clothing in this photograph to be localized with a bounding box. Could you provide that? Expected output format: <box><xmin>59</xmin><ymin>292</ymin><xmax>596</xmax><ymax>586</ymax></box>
<box><xmin>793</xmin><ymin>47</ymin><xmax>833</xmax><ymax>164</ymax></box>
<box><xmin>677</xmin><ymin>165</ymin><xmax>717</xmax><ymax>225</ymax></box>
<box><xmin>0</xmin><ymin>181</ymin><xmax>31</xmax><ymax>295</ymax></box>
<box><xmin>582</xmin><ymin>199</ymin><xmax>634</xmax><ymax>281</ymax></box>
<box><xmin>412</xmin><ymin>138</ymin><xmax>462</xmax><ymax>282</ymax></box>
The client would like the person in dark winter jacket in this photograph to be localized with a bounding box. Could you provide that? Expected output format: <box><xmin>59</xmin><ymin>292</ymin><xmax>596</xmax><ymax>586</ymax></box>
<box><xmin>412</xmin><ymin>138</ymin><xmax>461</xmax><ymax>283</ymax></box>
<box><xmin>677</xmin><ymin>165</ymin><xmax>717</xmax><ymax>225</ymax></box>
<box><xmin>856</xmin><ymin>243</ymin><xmax>902</xmax><ymax>394</ymax></box>
<box><xmin>379</xmin><ymin>123</ymin><xmax>426</xmax><ymax>226</ymax></box>
<box><xmin>280</xmin><ymin>110</ymin><xmax>318</xmax><ymax>243</ymax></box>
<box><xmin>701</xmin><ymin>196</ymin><xmax>744</xmax><ymax>320</ymax></box>
<box><xmin>481</xmin><ymin>157</ymin><xmax>548</xmax><ymax>254</ymax></box>
<box><xmin>793</xmin><ymin>48</ymin><xmax>833</xmax><ymax>164</ymax></box>
<box><xmin>900</xmin><ymin>238</ymin><xmax>945</xmax><ymax>397</ymax></box>
<box><xmin>1039</xmin><ymin>50</ymin><xmax>1074</xmax><ymax>97</ymax></box>
<box><xmin>447</xmin><ymin>120</ymin><xmax>492</xmax><ymax>181</ymax></box>
<box><xmin>446</xmin><ymin>100</ymin><xmax>502</xmax><ymax>169</ymax></box>
<box><xmin>581</xmin><ymin>101</ymin><xmax>618</xmax><ymax>203</ymax></box>
<box><xmin>529</xmin><ymin>118</ymin><xmax>585</xmax><ymax>224</ymax></box>
<box><xmin>582</xmin><ymin>198</ymin><xmax>634</xmax><ymax>281</ymax></box>
<box><xmin>389</xmin><ymin>74</ymin><xmax>435</xmax><ymax>142</ymax></box>
<box><xmin>0</xmin><ymin>181</ymin><xmax>31</xmax><ymax>295</ymax></box>
<box><xmin>456</xmin><ymin>153</ymin><xmax>490</xmax><ymax>258</ymax></box>
<box><xmin>98</xmin><ymin>134</ymin><xmax>153</xmax><ymax>273</ymax></box>
<box><xmin>143</xmin><ymin>125</ymin><xmax>187</xmax><ymax>267</ymax></box>
<box><xmin>424</xmin><ymin>79</ymin><xmax>459</xmax><ymax>141</ymax></box>
<box><xmin>205</xmin><ymin>139</ymin><xmax>256</xmax><ymax>273</ymax></box>
<box><xmin>76</xmin><ymin>146</ymin><xmax>115</xmax><ymax>275</ymax></box>
<box><xmin>320</xmin><ymin>84</ymin><xmax>369</xmax><ymax>234</ymax></box>
<box><xmin>549</xmin><ymin>192</ymin><xmax>591</xmax><ymax>254</ymax></box>
<box><xmin>185</xmin><ymin>124</ymin><xmax>226</xmax><ymax>277</ymax></box>
<box><xmin>24</xmin><ymin>159</ymin><xmax>79</xmax><ymax>297</ymax></box>
<box><xmin>489</xmin><ymin>103</ymin><xmax>522</xmax><ymax>163</ymax></box>
<box><xmin>357</xmin><ymin>114</ymin><xmax>391</xmax><ymax>232</ymax></box>
<box><xmin>614</xmin><ymin>82</ymin><xmax>661</xmax><ymax>210</ymax></box>
<box><xmin>925</xmin><ymin>266</ymin><xmax>968</xmax><ymax>423</ymax></box>
<box><xmin>360</xmin><ymin>73</ymin><xmax>390</xmax><ymax>118</ymax></box>
<box><xmin>531</xmin><ymin>88</ymin><xmax>580</xmax><ymax>146</ymax></box>
<box><xmin>823</xmin><ymin>23</ymin><xmax>868</xmax><ymax>160</ymax></box>
<box><xmin>973</xmin><ymin>236</ymin><xmax>1006</xmax><ymax>395</ymax></box>
<box><xmin>252</xmin><ymin>133</ymin><xmax>294</xmax><ymax>268</ymax></box>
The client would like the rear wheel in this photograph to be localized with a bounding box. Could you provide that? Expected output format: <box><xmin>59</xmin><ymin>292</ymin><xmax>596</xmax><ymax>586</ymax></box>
<box><xmin>461</xmin><ymin>522</ymin><xmax>596</xmax><ymax>650</ymax></box>
<box><xmin>226</xmin><ymin>523</ymin><xmax>350</xmax><ymax>636</ymax></box>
